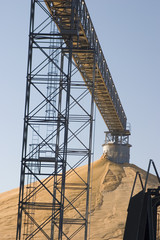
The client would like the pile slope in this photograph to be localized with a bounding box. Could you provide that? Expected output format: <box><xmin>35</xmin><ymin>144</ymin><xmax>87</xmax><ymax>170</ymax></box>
<box><xmin>0</xmin><ymin>155</ymin><xmax>158</xmax><ymax>239</ymax></box>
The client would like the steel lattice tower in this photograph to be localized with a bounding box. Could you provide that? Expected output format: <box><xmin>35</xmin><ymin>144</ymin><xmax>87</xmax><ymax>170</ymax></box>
<box><xmin>16</xmin><ymin>0</ymin><xmax>95</xmax><ymax>239</ymax></box>
<box><xmin>16</xmin><ymin>0</ymin><xmax>130</xmax><ymax>239</ymax></box>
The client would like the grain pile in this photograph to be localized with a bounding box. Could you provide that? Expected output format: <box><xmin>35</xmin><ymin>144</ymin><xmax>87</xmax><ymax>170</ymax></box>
<box><xmin>0</xmin><ymin>155</ymin><xmax>158</xmax><ymax>239</ymax></box>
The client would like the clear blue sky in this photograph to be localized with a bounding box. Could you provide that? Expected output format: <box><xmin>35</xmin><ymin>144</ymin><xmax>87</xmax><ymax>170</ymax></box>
<box><xmin>0</xmin><ymin>0</ymin><xmax>160</xmax><ymax>193</ymax></box>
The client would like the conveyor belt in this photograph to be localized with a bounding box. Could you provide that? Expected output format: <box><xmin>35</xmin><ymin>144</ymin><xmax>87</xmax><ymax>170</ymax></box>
<box><xmin>45</xmin><ymin>0</ymin><xmax>127</xmax><ymax>132</ymax></box>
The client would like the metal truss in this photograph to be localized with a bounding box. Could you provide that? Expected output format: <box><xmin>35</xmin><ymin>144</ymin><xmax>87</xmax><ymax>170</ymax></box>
<box><xmin>124</xmin><ymin>159</ymin><xmax>160</xmax><ymax>240</ymax></box>
<box><xmin>104</xmin><ymin>130</ymin><xmax>130</xmax><ymax>145</ymax></box>
<box><xmin>16</xmin><ymin>0</ymin><xmax>95</xmax><ymax>239</ymax></box>
<box><xmin>16</xmin><ymin>0</ymin><xmax>131</xmax><ymax>239</ymax></box>
<box><xmin>45</xmin><ymin>0</ymin><xmax>127</xmax><ymax>132</ymax></box>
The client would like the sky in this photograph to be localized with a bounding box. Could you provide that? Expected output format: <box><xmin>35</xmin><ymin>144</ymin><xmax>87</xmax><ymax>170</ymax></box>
<box><xmin>0</xmin><ymin>0</ymin><xmax>160</xmax><ymax>193</ymax></box>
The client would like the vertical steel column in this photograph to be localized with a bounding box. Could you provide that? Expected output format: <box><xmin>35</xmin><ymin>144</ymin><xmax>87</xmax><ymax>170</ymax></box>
<box><xmin>58</xmin><ymin>1</ymin><xmax>75</xmax><ymax>238</ymax></box>
<box><xmin>16</xmin><ymin>0</ymin><xmax>35</xmax><ymax>239</ymax></box>
<box><xmin>50</xmin><ymin>50</ymin><xmax>64</xmax><ymax>240</ymax></box>
<box><xmin>84</xmin><ymin>54</ymin><xmax>95</xmax><ymax>240</ymax></box>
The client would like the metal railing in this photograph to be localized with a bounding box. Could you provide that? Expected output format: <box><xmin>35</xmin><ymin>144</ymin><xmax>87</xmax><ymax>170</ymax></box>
<box><xmin>77</xmin><ymin>0</ymin><xmax>127</xmax><ymax>129</ymax></box>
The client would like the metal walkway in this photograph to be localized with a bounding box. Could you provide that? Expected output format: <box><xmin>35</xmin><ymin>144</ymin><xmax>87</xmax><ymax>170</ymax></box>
<box><xmin>45</xmin><ymin>0</ymin><xmax>127</xmax><ymax>132</ymax></box>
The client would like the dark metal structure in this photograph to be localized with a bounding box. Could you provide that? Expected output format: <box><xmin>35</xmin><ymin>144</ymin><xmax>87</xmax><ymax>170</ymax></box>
<box><xmin>16</xmin><ymin>0</ymin><xmax>129</xmax><ymax>239</ymax></box>
<box><xmin>124</xmin><ymin>160</ymin><xmax>160</xmax><ymax>240</ymax></box>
